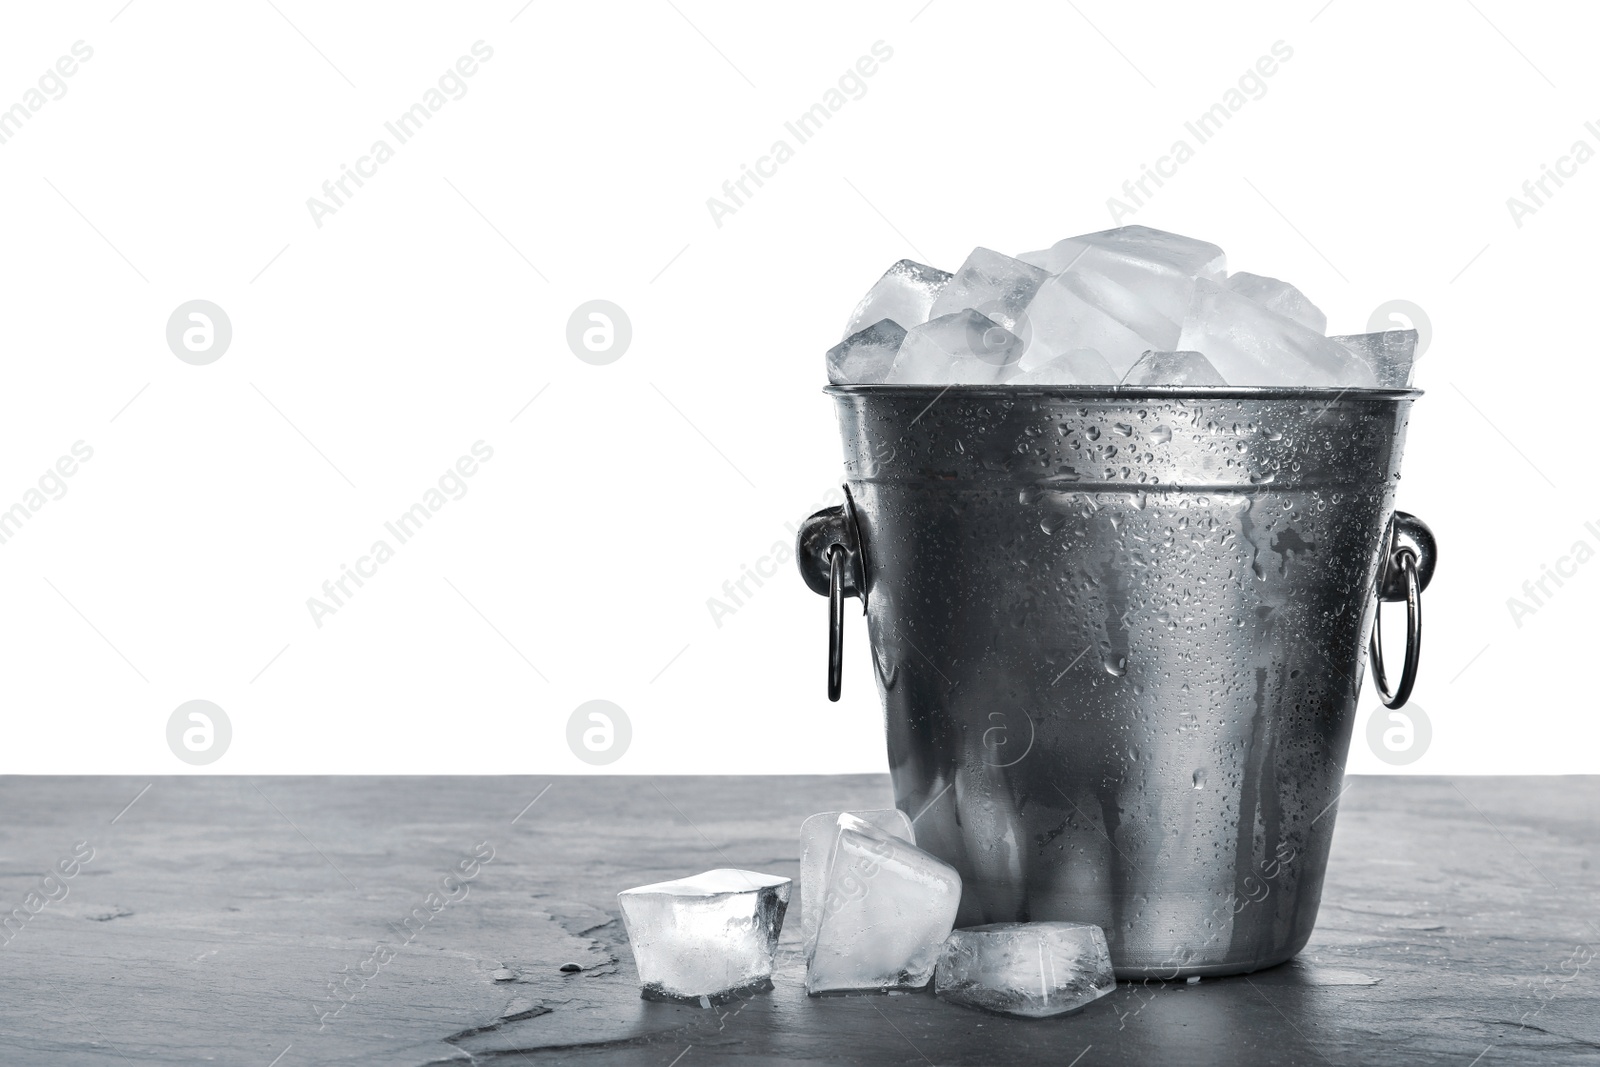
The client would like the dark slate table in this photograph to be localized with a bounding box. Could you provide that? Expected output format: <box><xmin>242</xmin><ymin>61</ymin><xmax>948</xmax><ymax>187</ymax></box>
<box><xmin>0</xmin><ymin>776</ymin><xmax>1595</xmax><ymax>1065</ymax></box>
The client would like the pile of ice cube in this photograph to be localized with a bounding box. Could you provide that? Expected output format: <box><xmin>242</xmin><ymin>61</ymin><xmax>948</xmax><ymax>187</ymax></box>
<box><xmin>827</xmin><ymin>225</ymin><xmax>1416</xmax><ymax>389</ymax></box>
<box><xmin>617</xmin><ymin>808</ymin><xmax>1116</xmax><ymax>1019</ymax></box>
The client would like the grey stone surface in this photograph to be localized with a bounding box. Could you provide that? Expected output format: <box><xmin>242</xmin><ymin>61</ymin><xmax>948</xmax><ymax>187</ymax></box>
<box><xmin>0</xmin><ymin>775</ymin><xmax>1596</xmax><ymax>1065</ymax></box>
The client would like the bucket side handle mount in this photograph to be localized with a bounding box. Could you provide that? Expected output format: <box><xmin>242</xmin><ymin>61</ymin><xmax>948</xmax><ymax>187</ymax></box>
<box><xmin>1370</xmin><ymin>510</ymin><xmax>1436</xmax><ymax>709</ymax></box>
<box><xmin>796</xmin><ymin>486</ymin><xmax>867</xmax><ymax>702</ymax></box>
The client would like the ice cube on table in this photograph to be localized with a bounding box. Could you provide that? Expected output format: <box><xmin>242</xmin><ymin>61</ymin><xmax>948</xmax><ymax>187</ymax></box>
<box><xmin>1178</xmin><ymin>279</ymin><xmax>1376</xmax><ymax>387</ymax></box>
<box><xmin>1020</xmin><ymin>269</ymin><xmax>1181</xmax><ymax>378</ymax></box>
<box><xmin>842</xmin><ymin>259</ymin><xmax>952</xmax><ymax>339</ymax></box>
<box><xmin>806</xmin><ymin>814</ymin><xmax>962</xmax><ymax>995</ymax></box>
<box><xmin>1331</xmin><ymin>329</ymin><xmax>1418</xmax><ymax>388</ymax></box>
<box><xmin>1009</xmin><ymin>348</ymin><xmax>1117</xmax><ymax>385</ymax></box>
<box><xmin>934</xmin><ymin>921</ymin><xmax>1116</xmax><ymax>1018</ymax></box>
<box><xmin>1019</xmin><ymin>225</ymin><xmax>1226</xmax><ymax>282</ymax></box>
<box><xmin>618</xmin><ymin>869</ymin><xmax>790</xmax><ymax>1003</ymax></box>
<box><xmin>883</xmin><ymin>310</ymin><xmax>1024</xmax><ymax>384</ymax></box>
<box><xmin>827</xmin><ymin>319</ymin><xmax>905</xmax><ymax>385</ymax></box>
<box><xmin>927</xmin><ymin>248</ymin><xmax>1049</xmax><ymax>333</ymax></box>
<box><xmin>1225</xmin><ymin>272</ymin><xmax>1327</xmax><ymax>334</ymax></box>
<box><xmin>799</xmin><ymin>809</ymin><xmax>915</xmax><ymax>951</ymax></box>
<box><xmin>1121</xmin><ymin>350</ymin><xmax>1227</xmax><ymax>387</ymax></box>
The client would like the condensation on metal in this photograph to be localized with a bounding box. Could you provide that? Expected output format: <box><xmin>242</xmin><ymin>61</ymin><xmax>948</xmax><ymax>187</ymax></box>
<box><xmin>818</xmin><ymin>386</ymin><xmax>1419</xmax><ymax>978</ymax></box>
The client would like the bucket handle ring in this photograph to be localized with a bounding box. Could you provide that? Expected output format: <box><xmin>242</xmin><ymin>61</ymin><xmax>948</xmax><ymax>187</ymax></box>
<box><xmin>827</xmin><ymin>544</ymin><xmax>846</xmax><ymax>701</ymax></box>
<box><xmin>1369</xmin><ymin>510</ymin><xmax>1435</xmax><ymax>709</ymax></box>
<box><xmin>796</xmin><ymin>487</ymin><xmax>868</xmax><ymax>702</ymax></box>
<box><xmin>1369</xmin><ymin>547</ymin><xmax>1421</xmax><ymax>708</ymax></box>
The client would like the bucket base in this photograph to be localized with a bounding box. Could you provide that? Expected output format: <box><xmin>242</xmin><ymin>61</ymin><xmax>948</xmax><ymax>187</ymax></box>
<box><xmin>1112</xmin><ymin>933</ymin><xmax>1311</xmax><ymax>981</ymax></box>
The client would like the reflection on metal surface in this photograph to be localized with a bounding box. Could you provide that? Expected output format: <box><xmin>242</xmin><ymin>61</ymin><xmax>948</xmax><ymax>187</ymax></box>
<box><xmin>801</xmin><ymin>386</ymin><xmax>1430</xmax><ymax>977</ymax></box>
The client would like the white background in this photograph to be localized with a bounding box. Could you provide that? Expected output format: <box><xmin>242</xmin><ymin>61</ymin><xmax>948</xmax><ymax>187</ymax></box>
<box><xmin>0</xmin><ymin>0</ymin><xmax>1593</xmax><ymax>774</ymax></box>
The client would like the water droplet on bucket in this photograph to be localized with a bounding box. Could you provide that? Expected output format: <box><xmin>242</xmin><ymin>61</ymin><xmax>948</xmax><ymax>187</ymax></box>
<box><xmin>1102</xmin><ymin>653</ymin><xmax>1127</xmax><ymax>677</ymax></box>
<box><xmin>1150</xmin><ymin>425</ymin><xmax>1172</xmax><ymax>445</ymax></box>
<box><xmin>1193</xmin><ymin>770</ymin><xmax>1207</xmax><ymax>789</ymax></box>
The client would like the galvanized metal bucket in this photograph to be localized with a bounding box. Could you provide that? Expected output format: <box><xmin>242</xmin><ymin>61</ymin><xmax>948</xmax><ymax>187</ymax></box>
<box><xmin>797</xmin><ymin>386</ymin><xmax>1436</xmax><ymax>978</ymax></box>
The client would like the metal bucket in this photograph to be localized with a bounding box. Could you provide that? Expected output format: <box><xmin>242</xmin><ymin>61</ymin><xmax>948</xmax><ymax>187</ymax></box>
<box><xmin>797</xmin><ymin>385</ymin><xmax>1436</xmax><ymax>978</ymax></box>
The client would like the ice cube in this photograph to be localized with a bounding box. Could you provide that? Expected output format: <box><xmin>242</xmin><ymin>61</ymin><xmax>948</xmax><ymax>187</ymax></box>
<box><xmin>1018</xmin><ymin>227</ymin><xmax>1222</xmax><ymax>364</ymax></box>
<box><xmin>799</xmin><ymin>809</ymin><xmax>915</xmax><ymax>951</ymax></box>
<box><xmin>842</xmin><ymin>260</ymin><xmax>952</xmax><ymax>339</ymax></box>
<box><xmin>883</xmin><ymin>310</ymin><xmax>1024</xmax><ymax>384</ymax></box>
<box><xmin>1019</xmin><ymin>225</ymin><xmax>1225</xmax><ymax>283</ymax></box>
<box><xmin>1224</xmin><ymin>272</ymin><xmax>1327</xmax><ymax>334</ymax></box>
<box><xmin>618</xmin><ymin>868</ymin><xmax>790</xmax><ymax>1002</ymax></box>
<box><xmin>1021</xmin><ymin>269</ymin><xmax>1182</xmax><ymax>378</ymax></box>
<box><xmin>1121</xmin><ymin>350</ymin><xmax>1227</xmax><ymax>387</ymax></box>
<box><xmin>1009</xmin><ymin>348</ymin><xmax>1118</xmax><ymax>385</ymax></box>
<box><xmin>928</xmin><ymin>248</ymin><xmax>1049</xmax><ymax>333</ymax></box>
<box><xmin>1178</xmin><ymin>279</ymin><xmax>1376</xmax><ymax>388</ymax></box>
<box><xmin>806</xmin><ymin>814</ymin><xmax>962</xmax><ymax>995</ymax></box>
<box><xmin>826</xmin><ymin>319</ymin><xmax>905</xmax><ymax>385</ymax></box>
<box><xmin>934</xmin><ymin>921</ymin><xmax>1116</xmax><ymax>1019</ymax></box>
<box><xmin>1331</xmin><ymin>329</ymin><xmax>1418</xmax><ymax>388</ymax></box>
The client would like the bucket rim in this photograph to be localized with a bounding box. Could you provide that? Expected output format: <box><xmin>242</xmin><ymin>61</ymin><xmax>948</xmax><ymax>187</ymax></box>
<box><xmin>825</xmin><ymin>384</ymin><xmax>1422</xmax><ymax>400</ymax></box>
